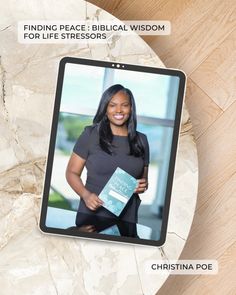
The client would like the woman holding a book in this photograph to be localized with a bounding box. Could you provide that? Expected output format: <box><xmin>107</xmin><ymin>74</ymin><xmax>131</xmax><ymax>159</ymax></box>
<box><xmin>66</xmin><ymin>84</ymin><xmax>149</xmax><ymax>225</ymax></box>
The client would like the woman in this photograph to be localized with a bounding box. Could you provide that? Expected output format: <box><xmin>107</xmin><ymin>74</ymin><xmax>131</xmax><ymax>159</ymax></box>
<box><xmin>66</xmin><ymin>84</ymin><xmax>149</xmax><ymax>226</ymax></box>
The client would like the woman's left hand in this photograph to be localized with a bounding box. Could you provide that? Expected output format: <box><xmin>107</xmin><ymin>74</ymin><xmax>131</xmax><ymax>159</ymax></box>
<box><xmin>135</xmin><ymin>178</ymin><xmax>148</xmax><ymax>194</ymax></box>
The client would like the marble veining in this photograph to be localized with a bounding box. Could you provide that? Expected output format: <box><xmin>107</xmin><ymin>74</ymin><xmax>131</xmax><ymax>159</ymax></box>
<box><xmin>0</xmin><ymin>1</ymin><xmax>198</xmax><ymax>294</ymax></box>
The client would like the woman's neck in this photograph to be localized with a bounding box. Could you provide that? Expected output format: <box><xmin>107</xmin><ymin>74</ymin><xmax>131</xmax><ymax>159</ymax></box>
<box><xmin>110</xmin><ymin>124</ymin><xmax>128</xmax><ymax>136</ymax></box>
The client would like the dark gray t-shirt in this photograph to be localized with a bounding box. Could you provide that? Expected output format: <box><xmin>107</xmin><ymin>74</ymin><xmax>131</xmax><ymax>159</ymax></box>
<box><xmin>73</xmin><ymin>125</ymin><xmax>149</xmax><ymax>195</ymax></box>
<box><xmin>73</xmin><ymin>125</ymin><xmax>149</xmax><ymax>224</ymax></box>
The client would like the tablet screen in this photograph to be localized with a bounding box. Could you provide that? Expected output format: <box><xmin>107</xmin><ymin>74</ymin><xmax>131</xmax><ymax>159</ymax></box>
<box><xmin>40</xmin><ymin>57</ymin><xmax>186</xmax><ymax>247</ymax></box>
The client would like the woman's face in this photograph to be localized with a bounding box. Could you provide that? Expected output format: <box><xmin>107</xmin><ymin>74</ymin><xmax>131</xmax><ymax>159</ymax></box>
<box><xmin>106</xmin><ymin>90</ymin><xmax>131</xmax><ymax>127</ymax></box>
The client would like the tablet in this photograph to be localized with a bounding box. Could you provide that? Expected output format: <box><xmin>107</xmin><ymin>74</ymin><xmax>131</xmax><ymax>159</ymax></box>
<box><xmin>39</xmin><ymin>57</ymin><xmax>186</xmax><ymax>247</ymax></box>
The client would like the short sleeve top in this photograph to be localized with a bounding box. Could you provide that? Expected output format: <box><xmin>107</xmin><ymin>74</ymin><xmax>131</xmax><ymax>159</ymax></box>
<box><xmin>73</xmin><ymin>125</ymin><xmax>149</xmax><ymax>195</ymax></box>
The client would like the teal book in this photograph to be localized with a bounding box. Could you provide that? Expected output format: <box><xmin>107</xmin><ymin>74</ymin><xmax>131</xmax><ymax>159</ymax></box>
<box><xmin>99</xmin><ymin>167</ymin><xmax>137</xmax><ymax>216</ymax></box>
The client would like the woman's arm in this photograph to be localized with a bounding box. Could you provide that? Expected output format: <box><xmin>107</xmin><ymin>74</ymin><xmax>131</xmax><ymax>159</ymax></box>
<box><xmin>135</xmin><ymin>166</ymin><xmax>149</xmax><ymax>194</ymax></box>
<box><xmin>66</xmin><ymin>153</ymin><xmax>103</xmax><ymax>211</ymax></box>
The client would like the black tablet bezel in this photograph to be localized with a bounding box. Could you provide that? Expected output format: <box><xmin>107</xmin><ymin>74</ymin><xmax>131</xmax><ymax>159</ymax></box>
<box><xmin>39</xmin><ymin>57</ymin><xmax>186</xmax><ymax>247</ymax></box>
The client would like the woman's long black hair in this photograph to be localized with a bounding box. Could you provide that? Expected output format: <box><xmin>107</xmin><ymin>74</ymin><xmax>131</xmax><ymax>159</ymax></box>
<box><xmin>93</xmin><ymin>84</ymin><xmax>144</xmax><ymax>157</ymax></box>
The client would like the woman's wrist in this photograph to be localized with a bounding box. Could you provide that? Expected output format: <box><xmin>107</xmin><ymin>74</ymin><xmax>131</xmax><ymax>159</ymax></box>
<box><xmin>81</xmin><ymin>189</ymin><xmax>92</xmax><ymax>201</ymax></box>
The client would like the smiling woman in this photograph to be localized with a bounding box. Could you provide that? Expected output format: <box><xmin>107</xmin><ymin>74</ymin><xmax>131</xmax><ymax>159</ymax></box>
<box><xmin>66</xmin><ymin>84</ymin><xmax>150</xmax><ymax>225</ymax></box>
<box><xmin>106</xmin><ymin>91</ymin><xmax>131</xmax><ymax>133</ymax></box>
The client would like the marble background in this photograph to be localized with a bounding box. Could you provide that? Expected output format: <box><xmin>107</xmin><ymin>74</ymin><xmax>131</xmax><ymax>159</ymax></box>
<box><xmin>0</xmin><ymin>1</ymin><xmax>198</xmax><ymax>294</ymax></box>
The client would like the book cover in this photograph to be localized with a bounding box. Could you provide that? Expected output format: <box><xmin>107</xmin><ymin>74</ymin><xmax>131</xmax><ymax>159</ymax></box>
<box><xmin>99</xmin><ymin>167</ymin><xmax>137</xmax><ymax>216</ymax></box>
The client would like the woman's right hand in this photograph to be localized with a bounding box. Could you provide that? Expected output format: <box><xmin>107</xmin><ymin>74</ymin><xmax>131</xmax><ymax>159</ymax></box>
<box><xmin>83</xmin><ymin>192</ymin><xmax>103</xmax><ymax>211</ymax></box>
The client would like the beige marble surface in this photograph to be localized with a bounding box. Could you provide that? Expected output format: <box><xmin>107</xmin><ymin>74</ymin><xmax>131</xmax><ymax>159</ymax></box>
<box><xmin>0</xmin><ymin>1</ymin><xmax>198</xmax><ymax>294</ymax></box>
